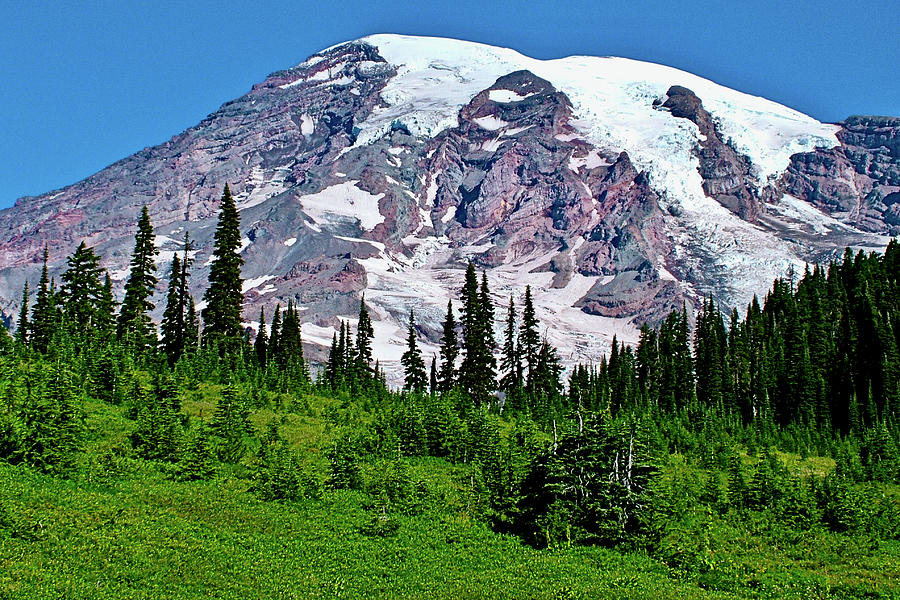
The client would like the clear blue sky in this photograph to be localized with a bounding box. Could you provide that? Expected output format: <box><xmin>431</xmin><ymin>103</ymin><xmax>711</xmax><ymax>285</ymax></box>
<box><xmin>1</xmin><ymin>0</ymin><xmax>897</xmax><ymax>209</ymax></box>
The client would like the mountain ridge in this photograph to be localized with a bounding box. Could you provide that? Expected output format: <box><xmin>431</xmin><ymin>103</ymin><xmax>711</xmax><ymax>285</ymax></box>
<box><xmin>1</xmin><ymin>34</ymin><xmax>897</xmax><ymax>376</ymax></box>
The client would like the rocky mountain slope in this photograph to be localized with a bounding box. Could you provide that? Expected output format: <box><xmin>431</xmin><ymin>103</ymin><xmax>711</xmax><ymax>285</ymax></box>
<box><xmin>1</xmin><ymin>35</ymin><xmax>897</xmax><ymax>372</ymax></box>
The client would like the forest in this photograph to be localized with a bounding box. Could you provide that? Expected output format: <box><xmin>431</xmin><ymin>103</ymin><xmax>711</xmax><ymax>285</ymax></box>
<box><xmin>1</xmin><ymin>185</ymin><xmax>898</xmax><ymax>599</ymax></box>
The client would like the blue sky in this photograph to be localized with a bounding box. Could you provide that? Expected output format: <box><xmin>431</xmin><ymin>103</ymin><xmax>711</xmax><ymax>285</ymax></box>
<box><xmin>1</xmin><ymin>0</ymin><xmax>897</xmax><ymax>209</ymax></box>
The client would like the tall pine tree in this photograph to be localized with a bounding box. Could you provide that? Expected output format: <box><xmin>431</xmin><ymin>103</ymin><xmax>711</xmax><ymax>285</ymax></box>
<box><xmin>118</xmin><ymin>206</ymin><xmax>158</xmax><ymax>351</ymax></box>
<box><xmin>202</xmin><ymin>185</ymin><xmax>245</xmax><ymax>353</ymax></box>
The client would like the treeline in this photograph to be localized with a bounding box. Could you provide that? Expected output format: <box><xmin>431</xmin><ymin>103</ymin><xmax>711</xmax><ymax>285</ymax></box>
<box><xmin>1</xmin><ymin>184</ymin><xmax>899</xmax><ymax>554</ymax></box>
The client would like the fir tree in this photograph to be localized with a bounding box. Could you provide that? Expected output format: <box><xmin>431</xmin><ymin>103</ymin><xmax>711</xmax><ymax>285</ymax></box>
<box><xmin>438</xmin><ymin>300</ymin><xmax>458</xmax><ymax>392</ymax></box>
<box><xmin>59</xmin><ymin>242</ymin><xmax>106</xmax><ymax>337</ymax></box>
<box><xmin>160</xmin><ymin>254</ymin><xmax>184</xmax><ymax>366</ymax></box>
<box><xmin>254</xmin><ymin>307</ymin><xmax>268</xmax><ymax>369</ymax></box>
<box><xmin>401</xmin><ymin>310</ymin><xmax>428</xmax><ymax>393</ymax></box>
<box><xmin>519</xmin><ymin>285</ymin><xmax>540</xmax><ymax>385</ymax></box>
<box><xmin>202</xmin><ymin>185</ymin><xmax>245</xmax><ymax>353</ymax></box>
<box><xmin>269</xmin><ymin>306</ymin><xmax>282</xmax><ymax>360</ymax></box>
<box><xmin>117</xmin><ymin>206</ymin><xmax>158</xmax><ymax>351</ymax></box>
<box><xmin>30</xmin><ymin>249</ymin><xmax>57</xmax><ymax>353</ymax></box>
<box><xmin>499</xmin><ymin>296</ymin><xmax>521</xmax><ymax>394</ymax></box>
<box><xmin>15</xmin><ymin>282</ymin><xmax>29</xmax><ymax>347</ymax></box>
<box><xmin>355</xmin><ymin>296</ymin><xmax>374</xmax><ymax>379</ymax></box>
<box><xmin>183</xmin><ymin>296</ymin><xmax>199</xmax><ymax>353</ymax></box>
<box><xmin>459</xmin><ymin>263</ymin><xmax>496</xmax><ymax>405</ymax></box>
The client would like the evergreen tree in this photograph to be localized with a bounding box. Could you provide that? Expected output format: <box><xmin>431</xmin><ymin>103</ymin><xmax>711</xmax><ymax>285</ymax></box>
<box><xmin>401</xmin><ymin>310</ymin><xmax>428</xmax><ymax>393</ymax></box>
<box><xmin>160</xmin><ymin>254</ymin><xmax>184</xmax><ymax>366</ymax></box>
<box><xmin>269</xmin><ymin>306</ymin><xmax>282</xmax><ymax>360</ymax></box>
<box><xmin>355</xmin><ymin>296</ymin><xmax>374</xmax><ymax>379</ymax></box>
<box><xmin>96</xmin><ymin>273</ymin><xmax>116</xmax><ymax>339</ymax></box>
<box><xmin>438</xmin><ymin>300</ymin><xmax>458</xmax><ymax>392</ymax></box>
<box><xmin>519</xmin><ymin>285</ymin><xmax>540</xmax><ymax>387</ymax></box>
<box><xmin>459</xmin><ymin>264</ymin><xmax>497</xmax><ymax>405</ymax></box>
<box><xmin>117</xmin><ymin>206</ymin><xmax>158</xmax><ymax>351</ymax></box>
<box><xmin>59</xmin><ymin>242</ymin><xmax>106</xmax><ymax>337</ymax></box>
<box><xmin>29</xmin><ymin>249</ymin><xmax>58</xmax><ymax>354</ymax></box>
<box><xmin>183</xmin><ymin>297</ymin><xmax>199</xmax><ymax>354</ymax></box>
<box><xmin>499</xmin><ymin>296</ymin><xmax>521</xmax><ymax>394</ymax></box>
<box><xmin>15</xmin><ymin>282</ymin><xmax>29</xmax><ymax>347</ymax></box>
<box><xmin>430</xmin><ymin>356</ymin><xmax>438</xmax><ymax>396</ymax></box>
<box><xmin>210</xmin><ymin>385</ymin><xmax>253</xmax><ymax>463</ymax></box>
<box><xmin>254</xmin><ymin>307</ymin><xmax>268</xmax><ymax>369</ymax></box>
<box><xmin>202</xmin><ymin>185</ymin><xmax>245</xmax><ymax>353</ymax></box>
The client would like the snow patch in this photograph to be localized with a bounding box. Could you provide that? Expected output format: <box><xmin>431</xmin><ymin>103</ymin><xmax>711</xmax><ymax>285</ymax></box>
<box><xmin>488</xmin><ymin>89</ymin><xmax>536</xmax><ymax>103</ymax></box>
<box><xmin>300</xmin><ymin>114</ymin><xmax>315</xmax><ymax>136</ymax></box>
<box><xmin>283</xmin><ymin>237</ymin><xmax>297</xmax><ymax>247</ymax></box>
<box><xmin>242</xmin><ymin>275</ymin><xmax>276</xmax><ymax>293</ymax></box>
<box><xmin>298</xmin><ymin>181</ymin><xmax>385</xmax><ymax>231</ymax></box>
<box><xmin>473</xmin><ymin>115</ymin><xmax>509</xmax><ymax>131</ymax></box>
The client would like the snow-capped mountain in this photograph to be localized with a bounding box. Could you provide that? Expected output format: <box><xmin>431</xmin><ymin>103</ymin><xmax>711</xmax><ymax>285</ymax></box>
<box><xmin>1</xmin><ymin>34</ymin><xmax>897</xmax><ymax>373</ymax></box>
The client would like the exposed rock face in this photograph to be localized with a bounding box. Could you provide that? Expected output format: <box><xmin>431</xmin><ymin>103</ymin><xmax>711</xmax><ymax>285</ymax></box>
<box><xmin>0</xmin><ymin>35</ymin><xmax>895</xmax><ymax>377</ymax></box>
<box><xmin>663</xmin><ymin>85</ymin><xmax>761</xmax><ymax>221</ymax></box>
<box><xmin>780</xmin><ymin>116</ymin><xmax>900</xmax><ymax>235</ymax></box>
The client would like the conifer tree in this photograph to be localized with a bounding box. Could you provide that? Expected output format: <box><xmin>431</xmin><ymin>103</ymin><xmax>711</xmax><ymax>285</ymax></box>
<box><xmin>160</xmin><ymin>254</ymin><xmax>184</xmax><ymax>366</ymax></box>
<box><xmin>202</xmin><ymin>185</ymin><xmax>245</xmax><ymax>353</ymax></box>
<box><xmin>30</xmin><ymin>249</ymin><xmax>57</xmax><ymax>353</ymax></box>
<box><xmin>96</xmin><ymin>273</ymin><xmax>116</xmax><ymax>339</ymax></box>
<box><xmin>519</xmin><ymin>285</ymin><xmax>540</xmax><ymax>385</ymax></box>
<box><xmin>183</xmin><ymin>297</ymin><xmax>199</xmax><ymax>353</ymax></box>
<box><xmin>59</xmin><ymin>242</ymin><xmax>106</xmax><ymax>337</ymax></box>
<box><xmin>401</xmin><ymin>310</ymin><xmax>428</xmax><ymax>393</ymax></box>
<box><xmin>459</xmin><ymin>264</ymin><xmax>496</xmax><ymax>405</ymax></box>
<box><xmin>254</xmin><ymin>307</ymin><xmax>268</xmax><ymax>369</ymax></box>
<box><xmin>499</xmin><ymin>296</ymin><xmax>521</xmax><ymax>394</ymax></box>
<box><xmin>269</xmin><ymin>305</ymin><xmax>282</xmax><ymax>360</ymax></box>
<box><xmin>118</xmin><ymin>206</ymin><xmax>158</xmax><ymax>350</ymax></box>
<box><xmin>210</xmin><ymin>385</ymin><xmax>253</xmax><ymax>463</ymax></box>
<box><xmin>15</xmin><ymin>282</ymin><xmax>29</xmax><ymax>347</ymax></box>
<box><xmin>438</xmin><ymin>300</ymin><xmax>458</xmax><ymax>392</ymax></box>
<box><xmin>355</xmin><ymin>296</ymin><xmax>374</xmax><ymax>379</ymax></box>
<box><xmin>430</xmin><ymin>356</ymin><xmax>438</xmax><ymax>396</ymax></box>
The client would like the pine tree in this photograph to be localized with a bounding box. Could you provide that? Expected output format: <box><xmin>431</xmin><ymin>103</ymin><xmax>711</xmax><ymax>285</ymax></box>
<box><xmin>29</xmin><ymin>248</ymin><xmax>56</xmax><ymax>353</ymax></box>
<box><xmin>499</xmin><ymin>296</ymin><xmax>521</xmax><ymax>394</ymax></box>
<box><xmin>59</xmin><ymin>242</ymin><xmax>106</xmax><ymax>337</ymax></box>
<box><xmin>117</xmin><ymin>206</ymin><xmax>158</xmax><ymax>351</ymax></box>
<box><xmin>430</xmin><ymin>356</ymin><xmax>438</xmax><ymax>396</ymax></box>
<box><xmin>268</xmin><ymin>306</ymin><xmax>282</xmax><ymax>361</ymax></box>
<box><xmin>401</xmin><ymin>310</ymin><xmax>428</xmax><ymax>393</ymax></box>
<box><xmin>202</xmin><ymin>185</ymin><xmax>245</xmax><ymax>353</ymax></box>
<box><xmin>96</xmin><ymin>273</ymin><xmax>116</xmax><ymax>339</ymax></box>
<box><xmin>183</xmin><ymin>297</ymin><xmax>199</xmax><ymax>354</ymax></box>
<box><xmin>519</xmin><ymin>285</ymin><xmax>540</xmax><ymax>386</ymax></box>
<box><xmin>459</xmin><ymin>263</ymin><xmax>496</xmax><ymax>405</ymax></box>
<box><xmin>15</xmin><ymin>282</ymin><xmax>29</xmax><ymax>347</ymax></box>
<box><xmin>438</xmin><ymin>300</ymin><xmax>458</xmax><ymax>392</ymax></box>
<box><xmin>355</xmin><ymin>296</ymin><xmax>374</xmax><ymax>379</ymax></box>
<box><xmin>255</xmin><ymin>307</ymin><xmax>268</xmax><ymax>369</ymax></box>
<box><xmin>210</xmin><ymin>385</ymin><xmax>253</xmax><ymax>463</ymax></box>
<box><xmin>160</xmin><ymin>254</ymin><xmax>184</xmax><ymax>366</ymax></box>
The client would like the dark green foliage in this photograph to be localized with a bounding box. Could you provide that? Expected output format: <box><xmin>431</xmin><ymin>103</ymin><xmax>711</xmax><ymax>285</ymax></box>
<box><xmin>117</xmin><ymin>206</ymin><xmax>158</xmax><ymax>351</ymax></box>
<box><xmin>130</xmin><ymin>376</ymin><xmax>182</xmax><ymax>462</ymax></box>
<box><xmin>254</xmin><ymin>307</ymin><xmax>267</xmax><ymax>369</ymax></box>
<box><xmin>59</xmin><ymin>241</ymin><xmax>107</xmax><ymax>338</ymax></box>
<box><xmin>251</xmin><ymin>421</ymin><xmax>315</xmax><ymax>501</ymax></box>
<box><xmin>438</xmin><ymin>300</ymin><xmax>458</xmax><ymax>392</ymax></box>
<box><xmin>174</xmin><ymin>421</ymin><xmax>216</xmax><ymax>481</ymax></box>
<box><xmin>401</xmin><ymin>310</ymin><xmax>427</xmax><ymax>393</ymax></box>
<box><xmin>459</xmin><ymin>264</ymin><xmax>496</xmax><ymax>406</ymax></box>
<box><xmin>160</xmin><ymin>254</ymin><xmax>185</xmax><ymax>366</ymax></box>
<box><xmin>209</xmin><ymin>386</ymin><xmax>253</xmax><ymax>463</ymax></box>
<box><xmin>29</xmin><ymin>249</ymin><xmax>58</xmax><ymax>354</ymax></box>
<box><xmin>15</xmin><ymin>282</ymin><xmax>29</xmax><ymax>347</ymax></box>
<box><xmin>8</xmin><ymin>361</ymin><xmax>84</xmax><ymax>475</ymax></box>
<box><xmin>202</xmin><ymin>185</ymin><xmax>245</xmax><ymax>353</ymax></box>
